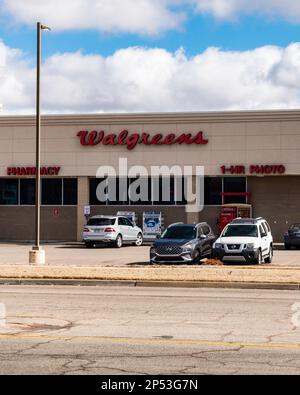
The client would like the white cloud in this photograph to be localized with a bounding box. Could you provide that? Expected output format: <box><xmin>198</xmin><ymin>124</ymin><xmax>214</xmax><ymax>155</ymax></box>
<box><xmin>0</xmin><ymin>41</ymin><xmax>35</xmax><ymax>113</ymax></box>
<box><xmin>190</xmin><ymin>0</ymin><xmax>300</xmax><ymax>22</ymax></box>
<box><xmin>3</xmin><ymin>0</ymin><xmax>300</xmax><ymax>35</ymax></box>
<box><xmin>1</xmin><ymin>0</ymin><xmax>185</xmax><ymax>36</ymax></box>
<box><xmin>2</xmin><ymin>41</ymin><xmax>300</xmax><ymax>114</ymax></box>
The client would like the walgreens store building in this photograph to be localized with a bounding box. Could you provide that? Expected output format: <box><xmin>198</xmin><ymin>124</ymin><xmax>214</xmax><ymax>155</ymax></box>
<box><xmin>0</xmin><ymin>110</ymin><xmax>299</xmax><ymax>243</ymax></box>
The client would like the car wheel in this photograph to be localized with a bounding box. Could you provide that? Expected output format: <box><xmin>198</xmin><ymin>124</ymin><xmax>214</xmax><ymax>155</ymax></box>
<box><xmin>264</xmin><ymin>246</ymin><xmax>273</xmax><ymax>264</ymax></box>
<box><xmin>192</xmin><ymin>249</ymin><xmax>201</xmax><ymax>264</ymax></box>
<box><xmin>115</xmin><ymin>234</ymin><xmax>123</xmax><ymax>248</ymax></box>
<box><xmin>135</xmin><ymin>233</ymin><xmax>143</xmax><ymax>247</ymax></box>
<box><xmin>285</xmin><ymin>243</ymin><xmax>291</xmax><ymax>250</ymax></box>
<box><xmin>85</xmin><ymin>241</ymin><xmax>93</xmax><ymax>249</ymax></box>
<box><xmin>254</xmin><ymin>249</ymin><xmax>263</xmax><ymax>265</ymax></box>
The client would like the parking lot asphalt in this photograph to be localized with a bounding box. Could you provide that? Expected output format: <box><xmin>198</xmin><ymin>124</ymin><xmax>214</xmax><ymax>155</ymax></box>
<box><xmin>0</xmin><ymin>242</ymin><xmax>299</xmax><ymax>267</ymax></box>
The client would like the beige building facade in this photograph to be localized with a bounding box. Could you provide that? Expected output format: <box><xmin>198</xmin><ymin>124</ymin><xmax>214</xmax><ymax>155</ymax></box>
<box><xmin>0</xmin><ymin>110</ymin><xmax>300</xmax><ymax>242</ymax></box>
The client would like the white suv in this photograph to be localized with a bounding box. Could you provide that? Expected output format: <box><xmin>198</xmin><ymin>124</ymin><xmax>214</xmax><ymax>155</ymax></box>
<box><xmin>83</xmin><ymin>216</ymin><xmax>143</xmax><ymax>248</ymax></box>
<box><xmin>213</xmin><ymin>218</ymin><xmax>273</xmax><ymax>264</ymax></box>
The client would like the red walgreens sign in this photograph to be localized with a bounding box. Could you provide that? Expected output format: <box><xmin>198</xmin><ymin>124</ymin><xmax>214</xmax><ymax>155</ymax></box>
<box><xmin>77</xmin><ymin>130</ymin><xmax>208</xmax><ymax>150</ymax></box>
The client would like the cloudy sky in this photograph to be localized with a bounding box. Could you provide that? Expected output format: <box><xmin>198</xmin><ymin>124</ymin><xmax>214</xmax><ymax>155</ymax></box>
<box><xmin>1</xmin><ymin>0</ymin><xmax>300</xmax><ymax>114</ymax></box>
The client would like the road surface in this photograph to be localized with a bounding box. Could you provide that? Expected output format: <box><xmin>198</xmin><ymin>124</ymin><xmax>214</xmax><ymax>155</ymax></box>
<box><xmin>0</xmin><ymin>285</ymin><xmax>300</xmax><ymax>375</ymax></box>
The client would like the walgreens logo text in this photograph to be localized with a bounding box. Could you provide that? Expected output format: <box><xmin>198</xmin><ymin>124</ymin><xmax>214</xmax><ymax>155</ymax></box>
<box><xmin>77</xmin><ymin>130</ymin><xmax>208</xmax><ymax>150</ymax></box>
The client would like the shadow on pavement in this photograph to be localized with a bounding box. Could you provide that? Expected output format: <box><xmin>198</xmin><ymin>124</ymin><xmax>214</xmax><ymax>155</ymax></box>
<box><xmin>56</xmin><ymin>244</ymin><xmax>136</xmax><ymax>249</ymax></box>
<box><xmin>126</xmin><ymin>262</ymin><xmax>152</xmax><ymax>267</ymax></box>
<box><xmin>126</xmin><ymin>261</ymin><xmax>263</xmax><ymax>267</ymax></box>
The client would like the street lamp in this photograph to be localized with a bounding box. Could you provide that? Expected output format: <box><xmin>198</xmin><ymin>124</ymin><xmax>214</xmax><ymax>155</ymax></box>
<box><xmin>29</xmin><ymin>22</ymin><xmax>51</xmax><ymax>265</ymax></box>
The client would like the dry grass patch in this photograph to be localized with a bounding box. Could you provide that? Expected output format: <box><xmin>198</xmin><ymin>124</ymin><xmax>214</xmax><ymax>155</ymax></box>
<box><xmin>203</xmin><ymin>258</ymin><xmax>224</xmax><ymax>266</ymax></box>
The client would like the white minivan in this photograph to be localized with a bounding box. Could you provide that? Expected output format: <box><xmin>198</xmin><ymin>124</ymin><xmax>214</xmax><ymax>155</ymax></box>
<box><xmin>213</xmin><ymin>217</ymin><xmax>273</xmax><ymax>264</ymax></box>
<box><xmin>83</xmin><ymin>215</ymin><xmax>143</xmax><ymax>248</ymax></box>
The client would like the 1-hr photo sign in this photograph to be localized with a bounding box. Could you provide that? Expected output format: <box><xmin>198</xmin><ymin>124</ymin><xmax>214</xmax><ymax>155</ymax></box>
<box><xmin>221</xmin><ymin>164</ymin><xmax>286</xmax><ymax>175</ymax></box>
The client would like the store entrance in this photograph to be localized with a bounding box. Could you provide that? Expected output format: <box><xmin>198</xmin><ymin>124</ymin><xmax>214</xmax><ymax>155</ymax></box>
<box><xmin>218</xmin><ymin>204</ymin><xmax>252</xmax><ymax>233</ymax></box>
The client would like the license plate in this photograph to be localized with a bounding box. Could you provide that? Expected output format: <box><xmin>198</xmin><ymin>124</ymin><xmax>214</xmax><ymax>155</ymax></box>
<box><xmin>94</xmin><ymin>228</ymin><xmax>104</xmax><ymax>233</ymax></box>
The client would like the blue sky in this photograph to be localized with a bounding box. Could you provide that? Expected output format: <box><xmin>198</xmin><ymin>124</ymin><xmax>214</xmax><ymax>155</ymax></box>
<box><xmin>1</xmin><ymin>0</ymin><xmax>300</xmax><ymax>114</ymax></box>
<box><xmin>1</xmin><ymin>12</ymin><xmax>300</xmax><ymax>58</ymax></box>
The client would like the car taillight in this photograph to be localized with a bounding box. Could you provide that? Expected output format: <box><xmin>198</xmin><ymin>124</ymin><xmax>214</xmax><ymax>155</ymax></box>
<box><xmin>105</xmin><ymin>228</ymin><xmax>116</xmax><ymax>233</ymax></box>
<box><xmin>84</xmin><ymin>227</ymin><xmax>90</xmax><ymax>232</ymax></box>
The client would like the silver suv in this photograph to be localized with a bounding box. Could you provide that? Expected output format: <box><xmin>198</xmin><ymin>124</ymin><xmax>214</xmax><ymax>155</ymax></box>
<box><xmin>150</xmin><ymin>222</ymin><xmax>216</xmax><ymax>264</ymax></box>
<box><xmin>83</xmin><ymin>215</ymin><xmax>143</xmax><ymax>248</ymax></box>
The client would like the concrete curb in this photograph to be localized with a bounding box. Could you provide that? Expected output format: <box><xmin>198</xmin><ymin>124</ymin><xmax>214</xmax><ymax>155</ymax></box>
<box><xmin>0</xmin><ymin>278</ymin><xmax>299</xmax><ymax>291</ymax></box>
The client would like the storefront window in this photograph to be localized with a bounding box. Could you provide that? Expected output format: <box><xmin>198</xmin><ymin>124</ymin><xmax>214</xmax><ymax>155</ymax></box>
<box><xmin>202</xmin><ymin>177</ymin><xmax>247</xmax><ymax>205</ymax></box>
<box><xmin>223</xmin><ymin>177</ymin><xmax>247</xmax><ymax>204</ymax></box>
<box><xmin>0</xmin><ymin>179</ymin><xmax>18</xmax><ymax>205</ymax></box>
<box><xmin>42</xmin><ymin>179</ymin><xmax>63</xmax><ymax>205</ymax></box>
<box><xmin>90</xmin><ymin>178</ymin><xmax>107</xmax><ymax>206</ymax></box>
<box><xmin>63</xmin><ymin>178</ymin><xmax>78</xmax><ymax>205</ymax></box>
<box><xmin>20</xmin><ymin>179</ymin><xmax>35</xmax><ymax>205</ymax></box>
<box><xmin>204</xmin><ymin>177</ymin><xmax>222</xmax><ymax>206</ymax></box>
<box><xmin>110</xmin><ymin>178</ymin><xmax>129</xmax><ymax>206</ymax></box>
<box><xmin>89</xmin><ymin>177</ymin><xmax>187</xmax><ymax>206</ymax></box>
<box><xmin>129</xmin><ymin>178</ymin><xmax>152</xmax><ymax>206</ymax></box>
<box><xmin>0</xmin><ymin>178</ymin><xmax>77</xmax><ymax>206</ymax></box>
<box><xmin>154</xmin><ymin>176</ymin><xmax>187</xmax><ymax>206</ymax></box>
<box><xmin>151</xmin><ymin>177</ymin><xmax>174</xmax><ymax>206</ymax></box>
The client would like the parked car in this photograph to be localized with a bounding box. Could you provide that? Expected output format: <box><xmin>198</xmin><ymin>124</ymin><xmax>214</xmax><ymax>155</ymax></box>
<box><xmin>83</xmin><ymin>215</ymin><xmax>143</xmax><ymax>248</ymax></box>
<box><xmin>150</xmin><ymin>222</ymin><xmax>216</xmax><ymax>264</ymax></box>
<box><xmin>284</xmin><ymin>224</ymin><xmax>300</xmax><ymax>249</ymax></box>
<box><xmin>213</xmin><ymin>217</ymin><xmax>273</xmax><ymax>264</ymax></box>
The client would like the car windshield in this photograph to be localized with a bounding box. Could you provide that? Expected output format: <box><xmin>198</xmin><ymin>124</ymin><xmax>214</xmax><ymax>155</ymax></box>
<box><xmin>161</xmin><ymin>226</ymin><xmax>196</xmax><ymax>240</ymax></box>
<box><xmin>222</xmin><ymin>225</ymin><xmax>258</xmax><ymax>238</ymax></box>
<box><xmin>87</xmin><ymin>218</ymin><xmax>116</xmax><ymax>226</ymax></box>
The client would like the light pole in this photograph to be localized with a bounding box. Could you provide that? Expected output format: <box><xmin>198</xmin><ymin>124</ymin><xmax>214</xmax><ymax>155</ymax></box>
<box><xmin>29</xmin><ymin>22</ymin><xmax>51</xmax><ymax>265</ymax></box>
